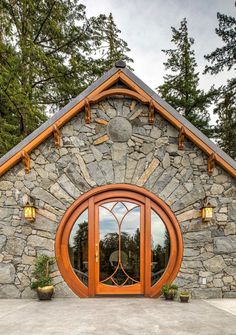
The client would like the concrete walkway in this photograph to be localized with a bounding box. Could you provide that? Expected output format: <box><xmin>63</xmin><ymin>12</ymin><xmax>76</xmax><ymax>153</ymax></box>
<box><xmin>0</xmin><ymin>298</ymin><xmax>236</xmax><ymax>335</ymax></box>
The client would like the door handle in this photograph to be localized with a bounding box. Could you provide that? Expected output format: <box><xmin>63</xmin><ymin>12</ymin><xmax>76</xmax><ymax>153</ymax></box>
<box><xmin>95</xmin><ymin>243</ymin><xmax>99</xmax><ymax>263</ymax></box>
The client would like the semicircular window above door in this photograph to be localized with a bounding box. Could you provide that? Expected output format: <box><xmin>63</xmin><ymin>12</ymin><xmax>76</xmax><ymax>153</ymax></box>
<box><xmin>56</xmin><ymin>184</ymin><xmax>183</xmax><ymax>298</ymax></box>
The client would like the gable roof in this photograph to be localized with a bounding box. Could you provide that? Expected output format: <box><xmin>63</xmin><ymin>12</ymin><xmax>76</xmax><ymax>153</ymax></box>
<box><xmin>0</xmin><ymin>63</ymin><xmax>235</xmax><ymax>178</ymax></box>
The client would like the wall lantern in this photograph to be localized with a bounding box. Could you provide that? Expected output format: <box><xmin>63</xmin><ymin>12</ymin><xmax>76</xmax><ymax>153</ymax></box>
<box><xmin>201</xmin><ymin>197</ymin><xmax>214</xmax><ymax>222</ymax></box>
<box><xmin>23</xmin><ymin>196</ymin><xmax>36</xmax><ymax>222</ymax></box>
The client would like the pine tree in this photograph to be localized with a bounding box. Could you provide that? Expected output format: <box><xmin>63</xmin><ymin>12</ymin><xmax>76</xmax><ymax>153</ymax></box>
<box><xmin>204</xmin><ymin>8</ymin><xmax>236</xmax><ymax>159</ymax></box>
<box><xmin>0</xmin><ymin>1</ymin><xmax>132</xmax><ymax>156</ymax></box>
<box><xmin>158</xmin><ymin>18</ymin><xmax>214</xmax><ymax>136</ymax></box>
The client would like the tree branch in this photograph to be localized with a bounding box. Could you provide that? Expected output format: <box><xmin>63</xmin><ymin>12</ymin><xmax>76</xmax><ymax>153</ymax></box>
<box><xmin>33</xmin><ymin>1</ymin><xmax>56</xmax><ymax>43</ymax></box>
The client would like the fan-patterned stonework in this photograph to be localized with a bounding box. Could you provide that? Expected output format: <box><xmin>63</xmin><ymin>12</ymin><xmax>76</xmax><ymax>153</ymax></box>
<box><xmin>0</xmin><ymin>96</ymin><xmax>235</xmax><ymax>299</ymax></box>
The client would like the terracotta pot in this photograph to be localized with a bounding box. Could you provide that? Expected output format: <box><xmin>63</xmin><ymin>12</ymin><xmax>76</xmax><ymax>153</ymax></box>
<box><xmin>37</xmin><ymin>286</ymin><xmax>54</xmax><ymax>300</ymax></box>
<box><xmin>180</xmin><ymin>295</ymin><xmax>189</xmax><ymax>303</ymax></box>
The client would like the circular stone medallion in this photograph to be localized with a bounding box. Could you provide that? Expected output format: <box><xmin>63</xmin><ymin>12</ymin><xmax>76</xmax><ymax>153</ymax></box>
<box><xmin>107</xmin><ymin>117</ymin><xmax>132</xmax><ymax>142</ymax></box>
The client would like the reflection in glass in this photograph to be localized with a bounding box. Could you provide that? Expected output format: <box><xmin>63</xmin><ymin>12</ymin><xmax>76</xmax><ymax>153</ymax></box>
<box><xmin>68</xmin><ymin>210</ymin><xmax>88</xmax><ymax>286</ymax></box>
<box><xmin>99</xmin><ymin>207</ymin><xmax>119</xmax><ymax>281</ymax></box>
<box><xmin>99</xmin><ymin>201</ymin><xmax>140</xmax><ymax>286</ymax></box>
<box><xmin>121</xmin><ymin>207</ymin><xmax>140</xmax><ymax>281</ymax></box>
<box><xmin>151</xmin><ymin>209</ymin><xmax>170</xmax><ymax>286</ymax></box>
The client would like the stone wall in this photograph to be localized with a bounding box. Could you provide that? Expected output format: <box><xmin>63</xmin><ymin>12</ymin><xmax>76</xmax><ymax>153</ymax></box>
<box><xmin>0</xmin><ymin>97</ymin><xmax>235</xmax><ymax>298</ymax></box>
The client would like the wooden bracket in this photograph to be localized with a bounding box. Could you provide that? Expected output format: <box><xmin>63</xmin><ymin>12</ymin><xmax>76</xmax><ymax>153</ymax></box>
<box><xmin>148</xmin><ymin>100</ymin><xmax>155</xmax><ymax>124</ymax></box>
<box><xmin>208</xmin><ymin>153</ymin><xmax>216</xmax><ymax>176</ymax></box>
<box><xmin>178</xmin><ymin>126</ymin><xmax>186</xmax><ymax>150</ymax></box>
<box><xmin>85</xmin><ymin>99</ymin><xmax>91</xmax><ymax>124</ymax></box>
<box><xmin>53</xmin><ymin>124</ymin><xmax>61</xmax><ymax>147</ymax></box>
<box><xmin>21</xmin><ymin>150</ymin><xmax>30</xmax><ymax>173</ymax></box>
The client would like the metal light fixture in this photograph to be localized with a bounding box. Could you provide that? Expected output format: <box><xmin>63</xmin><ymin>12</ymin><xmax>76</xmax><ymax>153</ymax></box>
<box><xmin>201</xmin><ymin>197</ymin><xmax>214</xmax><ymax>222</ymax></box>
<box><xmin>23</xmin><ymin>198</ymin><xmax>36</xmax><ymax>222</ymax></box>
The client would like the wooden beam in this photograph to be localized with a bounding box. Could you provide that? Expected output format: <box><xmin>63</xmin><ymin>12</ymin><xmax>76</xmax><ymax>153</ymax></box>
<box><xmin>89</xmin><ymin>88</ymin><xmax>149</xmax><ymax>105</ymax></box>
<box><xmin>148</xmin><ymin>100</ymin><xmax>155</xmax><ymax>124</ymax></box>
<box><xmin>21</xmin><ymin>150</ymin><xmax>30</xmax><ymax>173</ymax></box>
<box><xmin>178</xmin><ymin>126</ymin><xmax>186</xmax><ymax>150</ymax></box>
<box><xmin>208</xmin><ymin>153</ymin><xmax>216</xmax><ymax>176</ymax></box>
<box><xmin>53</xmin><ymin>124</ymin><xmax>61</xmax><ymax>147</ymax></box>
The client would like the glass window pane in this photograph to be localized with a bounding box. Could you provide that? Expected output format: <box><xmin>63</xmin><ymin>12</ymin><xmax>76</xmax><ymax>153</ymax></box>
<box><xmin>68</xmin><ymin>209</ymin><xmax>88</xmax><ymax>286</ymax></box>
<box><xmin>99</xmin><ymin>207</ymin><xmax>119</xmax><ymax>282</ymax></box>
<box><xmin>151</xmin><ymin>209</ymin><xmax>170</xmax><ymax>286</ymax></box>
<box><xmin>121</xmin><ymin>206</ymin><xmax>140</xmax><ymax>283</ymax></box>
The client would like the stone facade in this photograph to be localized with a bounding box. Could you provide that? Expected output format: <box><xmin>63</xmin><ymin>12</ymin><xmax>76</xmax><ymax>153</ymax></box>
<box><xmin>0</xmin><ymin>97</ymin><xmax>235</xmax><ymax>299</ymax></box>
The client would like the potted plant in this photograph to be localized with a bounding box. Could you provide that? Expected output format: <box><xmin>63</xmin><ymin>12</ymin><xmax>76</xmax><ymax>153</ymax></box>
<box><xmin>161</xmin><ymin>283</ymin><xmax>178</xmax><ymax>300</ymax></box>
<box><xmin>179</xmin><ymin>291</ymin><xmax>190</xmax><ymax>303</ymax></box>
<box><xmin>31</xmin><ymin>254</ymin><xmax>55</xmax><ymax>300</ymax></box>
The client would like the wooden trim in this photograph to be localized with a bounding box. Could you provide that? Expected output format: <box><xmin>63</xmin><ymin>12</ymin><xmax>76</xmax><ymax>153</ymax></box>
<box><xmin>178</xmin><ymin>126</ymin><xmax>185</xmax><ymax>150</ymax></box>
<box><xmin>55</xmin><ymin>184</ymin><xmax>183</xmax><ymax>298</ymax></box>
<box><xmin>208</xmin><ymin>153</ymin><xmax>216</xmax><ymax>176</ymax></box>
<box><xmin>1</xmin><ymin>70</ymin><xmax>235</xmax><ymax>178</ymax></box>
<box><xmin>84</xmin><ymin>99</ymin><xmax>91</xmax><ymax>124</ymax></box>
<box><xmin>144</xmin><ymin>197</ymin><xmax>151</xmax><ymax>296</ymax></box>
<box><xmin>89</xmin><ymin>88</ymin><xmax>149</xmax><ymax>104</ymax></box>
<box><xmin>21</xmin><ymin>150</ymin><xmax>30</xmax><ymax>173</ymax></box>
<box><xmin>52</xmin><ymin>124</ymin><xmax>61</xmax><ymax>147</ymax></box>
<box><xmin>88</xmin><ymin>197</ymin><xmax>95</xmax><ymax>296</ymax></box>
<box><xmin>148</xmin><ymin>100</ymin><xmax>155</xmax><ymax>124</ymax></box>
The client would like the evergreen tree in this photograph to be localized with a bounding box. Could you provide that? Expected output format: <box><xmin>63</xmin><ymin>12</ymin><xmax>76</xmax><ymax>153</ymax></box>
<box><xmin>204</xmin><ymin>12</ymin><xmax>236</xmax><ymax>74</ymax></box>
<box><xmin>158</xmin><ymin>18</ymin><xmax>214</xmax><ymax>136</ymax></box>
<box><xmin>204</xmin><ymin>8</ymin><xmax>236</xmax><ymax>159</ymax></box>
<box><xmin>0</xmin><ymin>1</ymin><xmax>132</xmax><ymax>156</ymax></box>
<box><xmin>213</xmin><ymin>79</ymin><xmax>236</xmax><ymax>159</ymax></box>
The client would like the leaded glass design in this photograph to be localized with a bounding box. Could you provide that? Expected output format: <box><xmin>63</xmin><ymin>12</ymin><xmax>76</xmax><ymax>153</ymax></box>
<box><xmin>99</xmin><ymin>201</ymin><xmax>140</xmax><ymax>286</ymax></box>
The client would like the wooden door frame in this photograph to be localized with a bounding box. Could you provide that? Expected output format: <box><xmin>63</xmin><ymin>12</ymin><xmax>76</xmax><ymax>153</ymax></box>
<box><xmin>55</xmin><ymin>184</ymin><xmax>183</xmax><ymax>298</ymax></box>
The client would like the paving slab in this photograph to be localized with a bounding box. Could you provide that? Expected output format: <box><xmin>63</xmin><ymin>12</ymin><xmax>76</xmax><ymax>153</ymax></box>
<box><xmin>0</xmin><ymin>298</ymin><xmax>235</xmax><ymax>335</ymax></box>
<box><xmin>204</xmin><ymin>299</ymin><xmax>236</xmax><ymax>316</ymax></box>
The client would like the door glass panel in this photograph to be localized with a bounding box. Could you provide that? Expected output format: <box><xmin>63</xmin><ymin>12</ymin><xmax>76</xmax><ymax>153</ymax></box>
<box><xmin>151</xmin><ymin>209</ymin><xmax>170</xmax><ymax>286</ymax></box>
<box><xmin>68</xmin><ymin>209</ymin><xmax>88</xmax><ymax>286</ymax></box>
<box><xmin>99</xmin><ymin>201</ymin><xmax>141</xmax><ymax>286</ymax></box>
<box><xmin>99</xmin><ymin>207</ymin><xmax>119</xmax><ymax>281</ymax></box>
<box><xmin>121</xmin><ymin>206</ymin><xmax>140</xmax><ymax>282</ymax></box>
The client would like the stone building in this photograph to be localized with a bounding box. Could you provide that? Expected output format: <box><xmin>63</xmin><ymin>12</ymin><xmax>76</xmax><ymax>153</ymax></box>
<box><xmin>0</xmin><ymin>61</ymin><xmax>235</xmax><ymax>299</ymax></box>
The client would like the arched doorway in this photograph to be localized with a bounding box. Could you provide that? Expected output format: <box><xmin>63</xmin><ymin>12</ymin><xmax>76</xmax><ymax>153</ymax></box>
<box><xmin>55</xmin><ymin>184</ymin><xmax>183</xmax><ymax>298</ymax></box>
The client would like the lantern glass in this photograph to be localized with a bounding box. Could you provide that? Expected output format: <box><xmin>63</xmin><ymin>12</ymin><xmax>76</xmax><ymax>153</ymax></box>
<box><xmin>202</xmin><ymin>206</ymin><xmax>213</xmax><ymax>221</ymax></box>
<box><xmin>24</xmin><ymin>205</ymin><xmax>36</xmax><ymax>222</ymax></box>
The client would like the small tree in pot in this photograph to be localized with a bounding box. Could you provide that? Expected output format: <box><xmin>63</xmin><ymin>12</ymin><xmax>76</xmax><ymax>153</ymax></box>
<box><xmin>31</xmin><ymin>254</ymin><xmax>55</xmax><ymax>300</ymax></box>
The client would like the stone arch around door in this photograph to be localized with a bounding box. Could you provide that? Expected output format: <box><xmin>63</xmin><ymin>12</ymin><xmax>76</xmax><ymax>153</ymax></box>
<box><xmin>55</xmin><ymin>184</ymin><xmax>183</xmax><ymax>298</ymax></box>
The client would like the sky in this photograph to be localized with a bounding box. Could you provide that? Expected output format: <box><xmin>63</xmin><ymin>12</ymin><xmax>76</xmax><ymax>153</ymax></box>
<box><xmin>84</xmin><ymin>0</ymin><xmax>235</xmax><ymax>123</ymax></box>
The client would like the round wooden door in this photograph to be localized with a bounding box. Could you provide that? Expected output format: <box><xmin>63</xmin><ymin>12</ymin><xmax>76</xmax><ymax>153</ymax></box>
<box><xmin>56</xmin><ymin>184</ymin><xmax>183</xmax><ymax>298</ymax></box>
